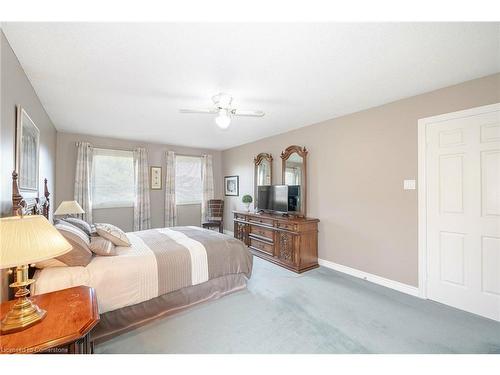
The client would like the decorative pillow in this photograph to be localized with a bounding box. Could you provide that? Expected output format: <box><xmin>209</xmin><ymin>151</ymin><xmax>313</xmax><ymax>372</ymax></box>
<box><xmin>62</xmin><ymin>217</ymin><xmax>92</xmax><ymax>237</ymax></box>
<box><xmin>95</xmin><ymin>223</ymin><xmax>131</xmax><ymax>247</ymax></box>
<box><xmin>53</xmin><ymin>221</ymin><xmax>93</xmax><ymax>267</ymax></box>
<box><xmin>89</xmin><ymin>236</ymin><xmax>117</xmax><ymax>256</ymax></box>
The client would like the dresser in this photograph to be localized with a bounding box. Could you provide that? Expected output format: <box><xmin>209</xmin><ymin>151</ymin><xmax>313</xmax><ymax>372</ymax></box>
<box><xmin>233</xmin><ymin>211</ymin><xmax>319</xmax><ymax>273</ymax></box>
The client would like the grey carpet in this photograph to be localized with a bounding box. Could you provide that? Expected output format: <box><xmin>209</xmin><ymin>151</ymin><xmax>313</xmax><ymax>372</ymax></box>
<box><xmin>95</xmin><ymin>257</ymin><xmax>500</xmax><ymax>354</ymax></box>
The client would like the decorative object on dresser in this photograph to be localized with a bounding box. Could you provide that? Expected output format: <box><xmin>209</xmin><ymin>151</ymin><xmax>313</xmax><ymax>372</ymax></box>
<box><xmin>201</xmin><ymin>199</ymin><xmax>224</xmax><ymax>233</ymax></box>
<box><xmin>54</xmin><ymin>200</ymin><xmax>85</xmax><ymax>218</ymax></box>
<box><xmin>242</xmin><ymin>194</ymin><xmax>253</xmax><ymax>212</ymax></box>
<box><xmin>254</xmin><ymin>152</ymin><xmax>273</xmax><ymax>186</ymax></box>
<box><xmin>281</xmin><ymin>145</ymin><xmax>308</xmax><ymax>217</ymax></box>
<box><xmin>15</xmin><ymin>106</ymin><xmax>40</xmax><ymax>192</ymax></box>
<box><xmin>150</xmin><ymin>166</ymin><xmax>162</xmax><ymax>190</ymax></box>
<box><xmin>233</xmin><ymin>211</ymin><xmax>319</xmax><ymax>273</ymax></box>
<box><xmin>224</xmin><ymin>175</ymin><xmax>239</xmax><ymax>196</ymax></box>
<box><xmin>0</xmin><ymin>214</ymin><xmax>72</xmax><ymax>334</ymax></box>
<box><xmin>0</xmin><ymin>286</ymin><xmax>100</xmax><ymax>354</ymax></box>
<box><xmin>254</xmin><ymin>152</ymin><xmax>273</xmax><ymax>214</ymax></box>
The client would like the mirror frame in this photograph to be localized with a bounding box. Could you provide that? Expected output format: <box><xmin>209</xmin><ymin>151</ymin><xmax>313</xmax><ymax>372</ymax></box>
<box><xmin>254</xmin><ymin>153</ymin><xmax>273</xmax><ymax>207</ymax></box>
<box><xmin>281</xmin><ymin>145</ymin><xmax>308</xmax><ymax>217</ymax></box>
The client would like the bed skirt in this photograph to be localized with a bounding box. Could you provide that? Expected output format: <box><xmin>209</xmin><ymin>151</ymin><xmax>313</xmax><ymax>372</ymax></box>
<box><xmin>91</xmin><ymin>273</ymin><xmax>248</xmax><ymax>344</ymax></box>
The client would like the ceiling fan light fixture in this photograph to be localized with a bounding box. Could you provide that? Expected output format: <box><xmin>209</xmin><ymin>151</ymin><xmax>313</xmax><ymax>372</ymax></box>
<box><xmin>215</xmin><ymin>110</ymin><xmax>231</xmax><ymax>130</ymax></box>
<box><xmin>179</xmin><ymin>93</ymin><xmax>264</xmax><ymax>130</ymax></box>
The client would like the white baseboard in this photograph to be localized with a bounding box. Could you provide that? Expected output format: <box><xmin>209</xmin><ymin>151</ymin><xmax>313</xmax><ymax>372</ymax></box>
<box><xmin>224</xmin><ymin>230</ymin><xmax>234</xmax><ymax>236</ymax></box>
<box><xmin>318</xmin><ymin>258</ymin><xmax>421</xmax><ymax>298</ymax></box>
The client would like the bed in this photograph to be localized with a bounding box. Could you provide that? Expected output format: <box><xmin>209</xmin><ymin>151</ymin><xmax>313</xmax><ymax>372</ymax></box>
<box><xmin>10</xmin><ymin>172</ymin><xmax>253</xmax><ymax>345</ymax></box>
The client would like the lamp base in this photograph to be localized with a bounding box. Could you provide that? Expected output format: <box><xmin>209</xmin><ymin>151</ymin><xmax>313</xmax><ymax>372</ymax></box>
<box><xmin>1</xmin><ymin>297</ymin><xmax>46</xmax><ymax>334</ymax></box>
<box><xmin>0</xmin><ymin>264</ymin><xmax>46</xmax><ymax>335</ymax></box>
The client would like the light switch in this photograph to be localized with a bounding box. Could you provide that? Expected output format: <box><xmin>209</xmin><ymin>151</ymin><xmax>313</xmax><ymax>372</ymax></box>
<box><xmin>403</xmin><ymin>179</ymin><xmax>416</xmax><ymax>190</ymax></box>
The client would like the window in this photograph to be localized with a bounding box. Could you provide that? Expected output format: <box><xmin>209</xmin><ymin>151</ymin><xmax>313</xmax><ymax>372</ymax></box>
<box><xmin>92</xmin><ymin>148</ymin><xmax>135</xmax><ymax>209</ymax></box>
<box><xmin>175</xmin><ymin>155</ymin><xmax>202</xmax><ymax>205</ymax></box>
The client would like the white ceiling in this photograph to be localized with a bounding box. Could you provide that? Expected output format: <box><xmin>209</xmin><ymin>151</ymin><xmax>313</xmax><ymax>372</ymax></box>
<box><xmin>3</xmin><ymin>23</ymin><xmax>499</xmax><ymax>150</ymax></box>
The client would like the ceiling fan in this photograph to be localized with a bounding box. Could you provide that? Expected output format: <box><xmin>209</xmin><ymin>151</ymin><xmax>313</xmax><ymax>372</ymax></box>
<box><xmin>179</xmin><ymin>93</ymin><xmax>265</xmax><ymax>130</ymax></box>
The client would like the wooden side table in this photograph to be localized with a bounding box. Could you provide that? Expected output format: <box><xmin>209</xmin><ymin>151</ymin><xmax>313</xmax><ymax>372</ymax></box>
<box><xmin>0</xmin><ymin>286</ymin><xmax>99</xmax><ymax>354</ymax></box>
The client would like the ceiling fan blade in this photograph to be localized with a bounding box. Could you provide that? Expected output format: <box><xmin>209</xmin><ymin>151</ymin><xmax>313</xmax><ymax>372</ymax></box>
<box><xmin>179</xmin><ymin>108</ymin><xmax>218</xmax><ymax>114</ymax></box>
<box><xmin>231</xmin><ymin>109</ymin><xmax>265</xmax><ymax>117</ymax></box>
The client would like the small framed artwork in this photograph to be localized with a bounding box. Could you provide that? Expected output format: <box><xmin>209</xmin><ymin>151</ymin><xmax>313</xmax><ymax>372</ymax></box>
<box><xmin>150</xmin><ymin>166</ymin><xmax>162</xmax><ymax>190</ymax></box>
<box><xmin>224</xmin><ymin>175</ymin><xmax>239</xmax><ymax>196</ymax></box>
<box><xmin>15</xmin><ymin>106</ymin><xmax>40</xmax><ymax>192</ymax></box>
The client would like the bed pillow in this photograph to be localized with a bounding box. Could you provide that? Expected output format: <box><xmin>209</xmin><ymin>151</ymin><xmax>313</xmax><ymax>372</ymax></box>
<box><xmin>95</xmin><ymin>223</ymin><xmax>131</xmax><ymax>247</ymax></box>
<box><xmin>62</xmin><ymin>217</ymin><xmax>92</xmax><ymax>237</ymax></box>
<box><xmin>53</xmin><ymin>221</ymin><xmax>93</xmax><ymax>267</ymax></box>
<box><xmin>89</xmin><ymin>236</ymin><xmax>117</xmax><ymax>256</ymax></box>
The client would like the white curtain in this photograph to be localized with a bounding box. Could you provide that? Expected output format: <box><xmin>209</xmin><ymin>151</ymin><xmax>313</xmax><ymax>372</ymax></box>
<box><xmin>201</xmin><ymin>154</ymin><xmax>215</xmax><ymax>222</ymax></box>
<box><xmin>164</xmin><ymin>150</ymin><xmax>177</xmax><ymax>227</ymax></box>
<box><xmin>133</xmin><ymin>148</ymin><xmax>151</xmax><ymax>231</ymax></box>
<box><xmin>74</xmin><ymin>141</ymin><xmax>93</xmax><ymax>223</ymax></box>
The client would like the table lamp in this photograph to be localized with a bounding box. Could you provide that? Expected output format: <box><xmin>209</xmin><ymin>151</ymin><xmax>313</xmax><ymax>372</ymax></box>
<box><xmin>54</xmin><ymin>200</ymin><xmax>85</xmax><ymax>218</ymax></box>
<box><xmin>0</xmin><ymin>215</ymin><xmax>72</xmax><ymax>334</ymax></box>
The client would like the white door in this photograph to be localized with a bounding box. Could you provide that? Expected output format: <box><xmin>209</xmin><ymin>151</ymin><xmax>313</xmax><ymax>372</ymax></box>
<box><xmin>424</xmin><ymin>103</ymin><xmax>500</xmax><ymax>321</ymax></box>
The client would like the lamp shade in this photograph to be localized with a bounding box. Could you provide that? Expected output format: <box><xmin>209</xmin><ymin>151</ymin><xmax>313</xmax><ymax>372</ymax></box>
<box><xmin>54</xmin><ymin>200</ymin><xmax>85</xmax><ymax>215</ymax></box>
<box><xmin>0</xmin><ymin>215</ymin><xmax>72</xmax><ymax>269</ymax></box>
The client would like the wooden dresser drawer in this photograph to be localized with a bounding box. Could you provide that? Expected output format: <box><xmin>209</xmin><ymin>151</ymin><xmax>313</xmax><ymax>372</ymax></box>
<box><xmin>233</xmin><ymin>210</ymin><xmax>319</xmax><ymax>274</ymax></box>
<box><xmin>234</xmin><ymin>213</ymin><xmax>247</xmax><ymax>220</ymax></box>
<box><xmin>249</xmin><ymin>237</ymin><xmax>274</xmax><ymax>256</ymax></box>
<box><xmin>249</xmin><ymin>216</ymin><xmax>274</xmax><ymax>226</ymax></box>
<box><xmin>250</xmin><ymin>226</ymin><xmax>274</xmax><ymax>241</ymax></box>
<box><xmin>276</xmin><ymin>221</ymin><xmax>297</xmax><ymax>231</ymax></box>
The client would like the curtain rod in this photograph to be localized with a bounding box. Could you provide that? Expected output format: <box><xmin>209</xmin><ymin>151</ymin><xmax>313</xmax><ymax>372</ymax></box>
<box><xmin>93</xmin><ymin>146</ymin><xmax>135</xmax><ymax>152</ymax></box>
<box><xmin>89</xmin><ymin>145</ymin><xmax>208</xmax><ymax>158</ymax></box>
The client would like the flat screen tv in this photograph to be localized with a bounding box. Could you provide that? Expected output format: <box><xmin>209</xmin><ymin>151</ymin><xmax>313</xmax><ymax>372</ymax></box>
<box><xmin>256</xmin><ymin>185</ymin><xmax>301</xmax><ymax>214</ymax></box>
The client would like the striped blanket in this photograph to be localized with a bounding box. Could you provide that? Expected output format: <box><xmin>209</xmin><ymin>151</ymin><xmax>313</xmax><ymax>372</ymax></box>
<box><xmin>131</xmin><ymin>226</ymin><xmax>253</xmax><ymax>295</ymax></box>
<box><xmin>33</xmin><ymin>226</ymin><xmax>253</xmax><ymax>313</ymax></box>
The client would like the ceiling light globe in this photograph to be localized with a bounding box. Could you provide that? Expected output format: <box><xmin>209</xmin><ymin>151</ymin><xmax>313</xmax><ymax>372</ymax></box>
<box><xmin>215</xmin><ymin>112</ymin><xmax>231</xmax><ymax>130</ymax></box>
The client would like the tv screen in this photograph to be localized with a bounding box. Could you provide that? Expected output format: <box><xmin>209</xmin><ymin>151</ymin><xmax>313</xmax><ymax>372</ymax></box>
<box><xmin>287</xmin><ymin>185</ymin><xmax>301</xmax><ymax>212</ymax></box>
<box><xmin>257</xmin><ymin>185</ymin><xmax>291</xmax><ymax>213</ymax></box>
<box><xmin>272</xmin><ymin>185</ymin><xmax>288</xmax><ymax>212</ymax></box>
<box><xmin>257</xmin><ymin>186</ymin><xmax>272</xmax><ymax>211</ymax></box>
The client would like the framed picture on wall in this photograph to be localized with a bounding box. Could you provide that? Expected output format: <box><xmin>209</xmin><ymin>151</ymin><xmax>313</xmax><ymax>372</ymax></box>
<box><xmin>150</xmin><ymin>166</ymin><xmax>162</xmax><ymax>190</ymax></box>
<box><xmin>224</xmin><ymin>175</ymin><xmax>239</xmax><ymax>196</ymax></box>
<box><xmin>15</xmin><ymin>106</ymin><xmax>40</xmax><ymax>192</ymax></box>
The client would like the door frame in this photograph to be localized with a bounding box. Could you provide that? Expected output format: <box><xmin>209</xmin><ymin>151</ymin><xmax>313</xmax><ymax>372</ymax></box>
<box><xmin>417</xmin><ymin>102</ymin><xmax>500</xmax><ymax>300</ymax></box>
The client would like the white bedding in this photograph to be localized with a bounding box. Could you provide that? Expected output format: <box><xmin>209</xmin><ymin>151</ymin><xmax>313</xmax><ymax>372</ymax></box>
<box><xmin>33</xmin><ymin>233</ymin><xmax>159</xmax><ymax>313</ymax></box>
<box><xmin>32</xmin><ymin>226</ymin><xmax>253</xmax><ymax>315</ymax></box>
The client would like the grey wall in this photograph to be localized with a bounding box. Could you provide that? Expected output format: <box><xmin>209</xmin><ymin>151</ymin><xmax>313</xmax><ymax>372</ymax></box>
<box><xmin>56</xmin><ymin>132</ymin><xmax>223</xmax><ymax>231</ymax></box>
<box><xmin>222</xmin><ymin>73</ymin><xmax>500</xmax><ymax>287</ymax></box>
<box><xmin>0</xmin><ymin>31</ymin><xmax>57</xmax><ymax>301</ymax></box>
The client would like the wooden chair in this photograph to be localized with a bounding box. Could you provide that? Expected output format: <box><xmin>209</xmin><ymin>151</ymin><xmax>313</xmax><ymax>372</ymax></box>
<box><xmin>201</xmin><ymin>199</ymin><xmax>224</xmax><ymax>233</ymax></box>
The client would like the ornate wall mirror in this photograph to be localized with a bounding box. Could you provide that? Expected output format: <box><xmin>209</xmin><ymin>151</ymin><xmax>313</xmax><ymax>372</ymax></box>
<box><xmin>254</xmin><ymin>153</ymin><xmax>273</xmax><ymax>206</ymax></box>
<box><xmin>281</xmin><ymin>145</ymin><xmax>308</xmax><ymax>217</ymax></box>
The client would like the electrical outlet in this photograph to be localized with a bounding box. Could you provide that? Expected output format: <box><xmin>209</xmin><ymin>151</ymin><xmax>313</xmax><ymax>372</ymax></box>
<box><xmin>403</xmin><ymin>179</ymin><xmax>416</xmax><ymax>190</ymax></box>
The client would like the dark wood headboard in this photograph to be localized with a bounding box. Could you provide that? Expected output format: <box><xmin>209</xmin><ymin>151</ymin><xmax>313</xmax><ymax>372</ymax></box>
<box><xmin>11</xmin><ymin>170</ymin><xmax>50</xmax><ymax>220</ymax></box>
<box><xmin>4</xmin><ymin>171</ymin><xmax>51</xmax><ymax>301</ymax></box>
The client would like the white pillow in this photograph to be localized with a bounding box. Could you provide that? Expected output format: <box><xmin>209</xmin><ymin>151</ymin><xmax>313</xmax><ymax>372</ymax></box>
<box><xmin>95</xmin><ymin>223</ymin><xmax>131</xmax><ymax>247</ymax></box>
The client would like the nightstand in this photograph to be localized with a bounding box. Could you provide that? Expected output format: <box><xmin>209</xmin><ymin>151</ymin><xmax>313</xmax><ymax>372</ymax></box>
<box><xmin>0</xmin><ymin>286</ymin><xmax>100</xmax><ymax>354</ymax></box>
